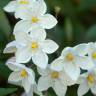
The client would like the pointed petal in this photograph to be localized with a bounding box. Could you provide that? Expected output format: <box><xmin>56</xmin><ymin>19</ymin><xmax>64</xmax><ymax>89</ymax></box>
<box><xmin>91</xmin><ymin>85</ymin><xmax>96</xmax><ymax>94</ymax></box>
<box><xmin>31</xmin><ymin>0</ymin><xmax>47</xmax><ymax>16</ymax></box>
<box><xmin>32</xmin><ymin>51</ymin><xmax>48</xmax><ymax>69</ymax></box>
<box><xmin>6</xmin><ymin>57</ymin><xmax>24</xmax><ymax>71</ymax></box>
<box><xmin>76</xmin><ymin>56</ymin><xmax>94</xmax><ymax>70</ymax></box>
<box><xmin>53</xmin><ymin>80</ymin><xmax>67</xmax><ymax>96</ymax></box>
<box><xmin>8</xmin><ymin>72</ymin><xmax>22</xmax><ymax>83</ymax></box>
<box><xmin>29</xmin><ymin>27</ymin><xmax>46</xmax><ymax>41</ymax></box>
<box><xmin>40</xmin><ymin>14</ymin><xmax>57</xmax><ymax>29</ymax></box>
<box><xmin>78</xmin><ymin>81</ymin><xmax>89</xmax><ymax>96</ymax></box>
<box><xmin>51</xmin><ymin>58</ymin><xmax>64</xmax><ymax>71</ymax></box>
<box><xmin>38</xmin><ymin>76</ymin><xmax>51</xmax><ymax>91</ymax></box>
<box><xmin>42</xmin><ymin>39</ymin><xmax>59</xmax><ymax>54</ymax></box>
<box><xmin>14</xmin><ymin>20</ymin><xmax>32</xmax><ymax>34</ymax></box>
<box><xmin>4</xmin><ymin>1</ymin><xmax>17</xmax><ymax>12</ymax></box>
<box><xmin>27</xmin><ymin>70</ymin><xmax>35</xmax><ymax>84</ymax></box>
<box><xmin>64</xmin><ymin>62</ymin><xmax>80</xmax><ymax>81</ymax></box>
<box><xmin>33</xmin><ymin>83</ymin><xmax>43</xmax><ymax>96</ymax></box>
<box><xmin>22</xmin><ymin>79</ymin><xmax>32</xmax><ymax>93</ymax></box>
<box><xmin>73</xmin><ymin>43</ymin><xmax>88</xmax><ymax>56</ymax></box>
<box><xmin>16</xmin><ymin>48</ymin><xmax>32</xmax><ymax>63</ymax></box>
<box><xmin>3</xmin><ymin>41</ymin><xmax>16</xmax><ymax>53</ymax></box>
<box><xmin>60</xmin><ymin>71</ymin><xmax>76</xmax><ymax>86</ymax></box>
<box><xmin>15</xmin><ymin>6</ymin><xmax>32</xmax><ymax>19</ymax></box>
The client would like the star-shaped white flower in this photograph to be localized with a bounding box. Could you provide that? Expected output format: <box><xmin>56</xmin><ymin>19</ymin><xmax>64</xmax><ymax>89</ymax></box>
<box><xmin>6</xmin><ymin>57</ymin><xmax>35</xmax><ymax>93</ymax></box>
<box><xmin>51</xmin><ymin>44</ymin><xmax>94</xmax><ymax>81</ymax></box>
<box><xmin>4</xmin><ymin>0</ymin><xmax>37</xmax><ymax>18</ymax></box>
<box><xmin>13</xmin><ymin>0</ymin><xmax>57</xmax><ymax>34</ymax></box>
<box><xmin>77</xmin><ymin>70</ymin><xmax>96</xmax><ymax>96</ymax></box>
<box><xmin>37</xmin><ymin>64</ymin><xmax>76</xmax><ymax>96</ymax></box>
<box><xmin>4</xmin><ymin>29</ymin><xmax>59</xmax><ymax>69</ymax></box>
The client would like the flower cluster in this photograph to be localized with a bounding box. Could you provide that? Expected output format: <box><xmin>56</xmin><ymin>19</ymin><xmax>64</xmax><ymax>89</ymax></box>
<box><xmin>3</xmin><ymin>0</ymin><xmax>96</xmax><ymax>96</ymax></box>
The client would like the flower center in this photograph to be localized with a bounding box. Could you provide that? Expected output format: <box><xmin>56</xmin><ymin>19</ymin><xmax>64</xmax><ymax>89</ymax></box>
<box><xmin>51</xmin><ymin>71</ymin><xmax>59</xmax><ymax>79</ymax></box>
<box><xmin>19</xmin><ymin>0</ymin><xmax>29</xmax><ymax>4</ymax></box>
<box><xmin>31</xmin><ymin>42</ymin><xmax>38</xmax><ymax>49</ymax></box>
<box><xmin>32</xmin><ymin>17</ymin><xmax>39</xmax><ymax>23</ymax></box>
<box><xmin>87</xmin><ymin>74</ymin><xmax>94</xmax><ymax>83</ymax></box>
<box><xmin>66</xmin><ymin>53</ymin><xmax>74</xmax><ymax>61</ymax></box>
<box><xmin>20</xmin><ymin>69</ymin><xmax>28</xmax><ymax>77</ymax></box>
<box><xmin>92</xmin><ymin>52</ymin><xmax>96</xmax><ymax>59</ymax></box>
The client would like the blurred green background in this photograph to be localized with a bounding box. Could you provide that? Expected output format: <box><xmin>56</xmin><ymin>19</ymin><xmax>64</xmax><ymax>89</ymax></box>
<box><xmin>0</xmin><ymin>0</ymin><xmax>96</xmax><ymax>96</ymax></box>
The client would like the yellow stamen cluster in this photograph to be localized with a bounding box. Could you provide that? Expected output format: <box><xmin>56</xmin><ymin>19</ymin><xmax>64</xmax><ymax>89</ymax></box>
<box><xmin>31</xmin><ymin>42</ymin><xmax>38</xmax><ymax>49</ymax></box>
<box><xmin>51</xmin><ymin>71</ymin><xmax>59</xmax><ymax>79</ymax></box>
<box><xmin>32</xmin><ymin>17</ymin><xmax>39</xmax><ymax>23</ymax></box>
<box><xmin>92</xmin><ymin>52</ymin><xmax>96</xmax><ymax>59</ymax></box>
<box><xmin>87</xmin><ymin>74</ymin><xmax>94</xmax><ymax>83</ymax></box>
<box><xmin>19</xmin><ymin>0</ymin><xmax>29</xmax><ymax>4</ymax></box>
<box><xmin>66</xmin><ymin>53</ymin><xmax>74</xmax><ymax>61</ymax></box>
<box><xmin>20</xmin><ymin>69</ymin><xmax>28</xmax><ymax>77</ymax></box>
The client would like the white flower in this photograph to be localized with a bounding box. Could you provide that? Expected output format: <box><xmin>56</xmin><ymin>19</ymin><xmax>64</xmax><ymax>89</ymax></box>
<box><xmin>77</xmin><ymin>70</ymin><xmax>96</xmax><ymax>96</ymax></box>
<box><xmin>13</xmin><ymin>0</ymin><xmax>57</xmax><ymax>34</ymax></box>
<box><xmin>5</xmin><ymin>30</ymin><xmax>59</xmax><ymax>69</ymax></box>
<box><xmin>38</xmin><ymin>67</ymin><xmax>67</xmax><ymax>96</ymax></box>
<box><xmin>51</xmin><ymin>44</ymin><xmax>94</xmax><ymax>81</ymax></box>
<box><xmin>37</xmin><ymin>64</ymin><xmax>76</xmax><ymax>96</ymax></box>
<box><xmin>6</xmin><ymin>57</ymin><xmax>35</xmax><ymax>93</ymax></box>
<box><xmin>4</xmin><ymin>0</ymin><xmax>36</xmax><ymax>18</ymax></box>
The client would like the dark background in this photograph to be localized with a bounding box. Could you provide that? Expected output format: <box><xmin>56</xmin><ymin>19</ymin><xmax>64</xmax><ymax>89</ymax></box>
<box><xmin>0</xmin><ymin>0</ymin><xmax>96</xmax><ymax>95</ymax></box>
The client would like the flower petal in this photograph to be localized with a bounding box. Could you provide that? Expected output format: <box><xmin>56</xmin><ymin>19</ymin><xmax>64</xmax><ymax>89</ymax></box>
<box><xmin>78</xmin><ymin>81</ymin><xmax>89</xmax><ymax>96</ymax></box>
<box><xmin>37</xmin><ymin>66</ymin><xmax>50</xmax><ymax>76</ymax></box>
<box><xmin>15</xmin><ymin>6</ymin><xmax>32</xmax><ymax>19</ymax></box>
<box><xmin>4</xmin><ymin>1</ymin><xmax>17</xmax><ymax>12</ymax></box>
<box><xmin>22</xmin><ymin>79</ymin><xmax>32</xmax><ymax>93</ymax></box>
<box><xmin>27</xmin><ymin>70</ymin><xmax>35</xmax><ymax>84</ymax></box>
<box><xmin>51</xmin><ymin>57</ymin><xmax>64</xmax><ymax>71</ymax></box>
<box><xmin>42</xmin><ymin>39</ymin><xmax>59</xmax><ymax>54</ymax></box>
<box><xmin>14</xmin><ymin>20</ymin><xmax>32</xmax><ymax>34</ymax></box>
<box><xmin>40</xmin><ymin>14</ymin><xmax>57</xmax><ymax>29</ymax></box>
<box><xmin>73</xmin><ymin>43</ymin><xmax>88</xmax><ymax>56</ymax></box>
<box><xmin>31</xmin><ymin>0</ymin><xmax>47</xmax><ymax>16</ymax></box>
<box><xmin>32</xmin><ymin>51</ymin><xmax>48</xmax><ymax>69</ymax></box>
<box><xmin>76</xmin><ymin>56</ymin><xmax>94</xmax><ymax>70</ymax></box>
<box><xmin>29</xmin><ymin>27</ymin><xmax>46</xmax><ymax>41</ymax></box>
<box><xmin>6</xmin><ymin>57</ymin><xmax>22</xmax><ymax>71</ymax></box>
<box><xmin>38</xmin><ymin>76</ymin><xmax>51</xmax><ymax>91</ymax></box>
<box><xmin>53</xmin><ymin>80</ymin><xmax>67</xmax><ymax>96</ymax></box>
<box><xmin>8</xmin><ymin>72</ymin><xmax>22</xmax><ymax>83</ymax></box>
<box><xmin>91</xmin><ymin>85</ymin><xmax>96</xmax><ymax>94</ymax></box>
<box><xmin>60</xmin><ymin>71</ymin><xmax>76</xmax><ymax>86</ymax></box>
<box><xmin>16</xmin><ymin>48</ymin><xmax>32</xmax><ymax>63</ymax></box>
<box><xmin>3</xmin><ymin>41</ymin><xmax>16</xmax><ymax>53</ymax></box>
<box><xmin>63</xmin><ymin>62</ymin><xmax>80</xmax><ymax>81</ymax></box>
<box><xmin>33</xmin><ymin>83</ymin><xmax>43</xmax><ymax>96</ymax></box>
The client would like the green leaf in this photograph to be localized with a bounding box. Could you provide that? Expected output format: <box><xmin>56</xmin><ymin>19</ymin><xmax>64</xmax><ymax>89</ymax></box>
<box><xmin>71</xmin><ymin>20</ymin><xmax>86</xmax><ymax>44</ymax></box>
<box><xmin>86</xmin><ymin>25</ymin><xmax>96</xmax><ymax>41</ymax></box>
<box><xmin>0</xmin><ymin>9</ymin><xmax>11</xmax><ymax>38</ymax></box>
<box><xmin>0</xmin><ymin>88</ymin><xmax>17</xmax><ymax>96</ymax></box>
<box><xmin>0</xmin><ymin>61</ymin><xmax>11</xmax><ymax>79</ymax></box>
<box><xmin>65</xmin><ymin>17</ymin><xmax>73</xmax><ymax>43</ymax></box>
<box><xmin>0</xmin><ymin>0</ymin><xmax>10</xmax><ymax>9</ymax></box>
<box><xmin>78</xmin><ymin>0</ymin><xmax>96</xmax><ymax>10</ymax></box>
